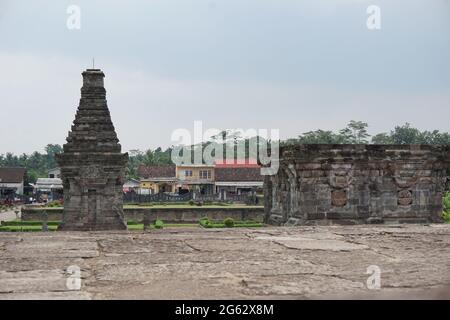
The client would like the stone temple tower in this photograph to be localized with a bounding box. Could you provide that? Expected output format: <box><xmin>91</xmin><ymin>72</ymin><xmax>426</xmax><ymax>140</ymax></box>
<box><xmin>56</xmin><ymin>69</ymin><xmax>128</xmax><ymax>231</ymax></box>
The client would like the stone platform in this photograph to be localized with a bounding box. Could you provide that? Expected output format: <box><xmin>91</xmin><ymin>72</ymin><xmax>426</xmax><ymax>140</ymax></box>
<box><xmin>0</xmin><ymin>225</ymin><xmax>449</xmax><ymax>299</ymax></box>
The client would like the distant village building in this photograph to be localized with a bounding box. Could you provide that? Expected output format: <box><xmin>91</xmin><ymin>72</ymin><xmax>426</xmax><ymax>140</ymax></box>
<box><xmin>138</xmin><ymin>165</ymin><xmax>177</xmax><ymax>194</ymax></box>
<box><xmin>0</xmin><ymin>167</ymin><xmax>26</xmax><ymax>198</ymax></box>
<box><xmin>48</xmin><ymin>167</ymin><xmax>61</xmax><ymax>179</ymax></box>
<box><xmin>123</xmin><ymin>179</ymin><xmax>140</xmax><ymax>193</ymax></box>
<box><xmin>34</xmin><ymin>178</ymin><xmax>63</xmax><ymax>201</ymax></box>
<box><xmin>215</xmin><ymin>164</ymin><xmax>264</xmax><ymax>196</ymax></box>
<box><xmin>176</xmin><ymin>164</ymin><xmax>215</xmax><ymax>195</ymax></box>
<box><xmin>137</xmin><ymin>160</ymin><xmax>263</xmax><ymax>197</ymax></box>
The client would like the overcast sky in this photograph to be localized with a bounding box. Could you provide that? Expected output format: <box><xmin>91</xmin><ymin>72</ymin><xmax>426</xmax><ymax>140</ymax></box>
<box><xmin>0</xmin><ymin>0</ymin><xmax>449</xmax><ymax>154</ymax></box>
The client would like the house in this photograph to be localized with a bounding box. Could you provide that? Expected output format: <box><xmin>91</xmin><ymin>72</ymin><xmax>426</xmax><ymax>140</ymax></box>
<box><xmin>137</xmin><ymin>160</ymin><xmax>264</xmax><ymax>197</ymax></box>
<box><xmin>214</xmin><ymin>161</ymin><xmax>264</xmax><ymax>197</ymax></box>
<box><xmin>176</xmin><ymin>164</ymin><xmax>215</xmax><ymax>194</ymax></box>
<box><xmin>34</xmin><ymin>178</ymin><xmax>63</xmax><ymax>201</ymax></box>
<box><xmin>123</xmin><ymin>179</ymin><xmax>140</xmax><ymax>193</ymax></box>
<box><xmin>138</xmin><ymin>165</ymin><xmax>177</xmax><ymax>194</ymax></box>
<box><xmin>48</xmin><ymin>167</ymin><xmax>61</xmax><ymax>179</ymax></box>
<box><xmin>0</xmin><ymin>167</ymin><xmax>26</xmax><ymax>198</ymax></box>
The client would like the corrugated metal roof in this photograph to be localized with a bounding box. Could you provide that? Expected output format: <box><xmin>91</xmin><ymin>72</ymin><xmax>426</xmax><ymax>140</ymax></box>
<box><xmin>35</xmin><ymin>178</ymin><xmax>63</xmax><ymax>189</ymax></box>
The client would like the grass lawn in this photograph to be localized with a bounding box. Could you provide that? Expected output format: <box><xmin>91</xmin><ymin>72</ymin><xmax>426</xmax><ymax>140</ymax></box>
<box><xmin>127</xmin><ymin>223</ymin><xmax>198</xmax><ymax>231</ymax></box>
<box><xmin>0</xmin><ymin>221</ymin><xmax>199</xmax><ymax>232</ymax></box>
<box><xmin>0</xmin><ymin>225</ymin><xmax>58</xmax><ymax>232</ymax></box>
<box><xmin>0</xmin><ymin>215</ymin><xmax>263</xmax><ymax>231</ymax></box>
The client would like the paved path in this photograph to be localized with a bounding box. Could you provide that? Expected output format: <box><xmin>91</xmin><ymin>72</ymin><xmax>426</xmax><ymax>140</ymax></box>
<box><xmin>0</xmin><ymin>224</ymin><xmax>449</xmax><ymax>299</ymax></box>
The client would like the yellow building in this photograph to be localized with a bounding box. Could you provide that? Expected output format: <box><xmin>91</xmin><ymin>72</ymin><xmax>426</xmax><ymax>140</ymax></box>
<box><xmin>138</xmin><ymin>165</ymin><xmax>177</xmax><ymax>194</ymax></box>
<box><xmin>136</xmin><ymin>162</ymin><xmax>263</xmax><ymax>197</ymax></box>
<box><xmin>175</xmin><ymin>165</ymin><xmax>215</xmax><ymax>194</ymax></box>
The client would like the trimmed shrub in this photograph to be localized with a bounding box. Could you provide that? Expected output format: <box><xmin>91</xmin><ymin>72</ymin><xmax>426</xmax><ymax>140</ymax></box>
<box><xmin>223</xmin><ymin>217</ymin><xmax>235</xmax><ymax>228</ymax></box>
<box><xmin>199</xmin><ymin>217</ymin><xmax>210</xmax><ymax>227</ymax></box>
<box><xmin>154</xmin><ymin>219</ymin><xmax>164</xmax><ymax>229</ymax></box>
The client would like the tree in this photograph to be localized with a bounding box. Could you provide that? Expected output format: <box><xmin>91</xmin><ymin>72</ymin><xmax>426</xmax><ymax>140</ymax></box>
<box><xmin>371</xmin><ymin>123</ymin><xmax>450</xmax><ymax>145</ymax></box>
<box><xmin>371</xmin><ymin>133</ymin><xmax>393</xmax><ymax>144</ymax></box>
<box><xmin>389</xmin><ymin>123</ymin><xmax>422</xmax><ymax>144</ymax></box>
<box><xmin>286</xmin><ymin>120</ymin><xmax>370</xmax><ymax>145</ymax></box>
<box><xmin>295</xmin><ymin>130</ymin><xmax>345</xmax><ymax>144</ymax></box>
<box><xmin>45</xmin><ymin>144</ymin><xmax>63</xmax><ymax>169</ymax></box>
<box><xmin>339</xmin><ymin>120</ymin><xmax>370</xmax><ymax>144</ymax></box>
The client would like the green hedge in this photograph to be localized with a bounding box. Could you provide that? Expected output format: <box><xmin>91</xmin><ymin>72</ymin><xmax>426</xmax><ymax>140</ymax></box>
<box><xmin>199</xmin><ymin>217</ymin><xmax>262</xmax><ymax>228</ymax></box>
<box><xmin>1</xmin><ymin>221</ymin><xmax>60</xmax><ymax>227</ymax></box>
<box><xmin>0</xmin><ymin>225</ymin><xmax>58</xmax><ymax>232</ymax></box>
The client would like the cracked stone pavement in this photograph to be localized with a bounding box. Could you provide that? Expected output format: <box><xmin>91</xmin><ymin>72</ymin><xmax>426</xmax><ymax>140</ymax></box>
<box><xmin>0</xmin><ymin>224</ymin><xmax>449</xmax><ymax>299</ymax></box>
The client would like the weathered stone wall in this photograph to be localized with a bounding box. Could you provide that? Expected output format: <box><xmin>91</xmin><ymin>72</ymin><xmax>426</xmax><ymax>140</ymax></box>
<box><xmin>265</xmin><ymin>144</ymin><xmax>450</xmax><ymax>225</ymax></box>
<box><xmin>56</xmin><ymin>69</ymin><xmax>128</xmax><ymax>231</ymax></box>
<box><xmin>21</xmin><ymin>207</ymin><xmax>264</xmax><ymax>223</ymax></box>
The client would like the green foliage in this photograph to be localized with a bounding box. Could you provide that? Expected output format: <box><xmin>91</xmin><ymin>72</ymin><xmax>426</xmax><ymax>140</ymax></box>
<box><xmin>285</xmin><ymin>120</ymin><xmax>370</xmax><ymax>145</ymax></box>
<box><xmin>154</xmin><ymin>219</ymin><xmax>164</xmax><ymax>229</ymax></box>
<box><xmin>126</xmin><ymin>220</ymin><xmax>139</xmax><ymax>225</ymax></box>
<box><xmin>339</xmin><ymin>120</ymin><xmax>370</xmax><ymax>144</ymax></box>
<box><xmin>199</xmin><ymin>217</ymin><xmax>262</xmax><ymax>228</ymax></box>
<box><xmin>0</xmin><ymin>225</ymin><xmax>58</xmax><ymax>232</ymax></box>
<box><xmin>188</xmin><ymin>200</ymin><xmax>195</xmax><ymax>206</ymax></box>
<box><xmin>443</xmin><ymin>193</ymin><xmax>450</xmax><ymax>223</ymax></box>
<box><xmin>45</xmin><ymin>200</ymin><xmax>63</xmax><ymax>208</ymax></box>
<box><xmin>199</xmin><ymin>217</ymin><xmax>210</xmax><ymax>227</ymax></box>
<box><xmin>0</xmin><ymin>144</ymin><xmax>63</xmax><ymax>184</ymax></box>
<box><xmin>223</xmin><ymin>217</ymin><xmax>235</xmax><ymax>228</ymax></box>
<box><xmin>443</xmin><ymin>212</ymin><xmax>450</xmax><ymax>223</ymax></box>
<box><xmin>283</xmin><ymin>121</ymin><xmax>450</xmax><ymax>146</ymax></box>
<box><xmin>371</xmin><ymin>133</ymin><xmax>393</xmax><ymax>144</ymax></box>
<box><xmin>1</xmin><ymin>221</ymin><xmax>60</xmax><ymax>227</ymax></box>
<box><xmin>126</xmin><ymin>148</ymin><xmax>174</xmax><ymax>179</ymax></box>
<box><xmin>294</xmin><ymin>130</ymin><xmax>344</xmax><ymax>144</ymax></box>
<box><xmin>371</xmin><ymin>123</ymin><xmax>450</xmax><ymax>145</ymax></box>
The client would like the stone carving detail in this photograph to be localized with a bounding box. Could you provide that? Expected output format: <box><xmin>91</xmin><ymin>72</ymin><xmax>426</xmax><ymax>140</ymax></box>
<box><xmin>56</xmin><ymin>69</ymin><xmax>128</xmax><ymax>231</ymax></box>
<box><xmin>264</xmin><ymin>144</ymin><xmax>450</xmax><ymax>225</ymax></box>
<box><xmin>80</xmin><ymin>166</ymin><xmax>103</xmax><ymax>179</ymax></box>
<box><xmin>398</xmin><ymin>189</ymin><xmax>413</xmax><ymax>206</ymax></box>
<box><xmin>331</xmin><ymin>190</ymin><xmax>347</xmax><ymax>207</ymax></box>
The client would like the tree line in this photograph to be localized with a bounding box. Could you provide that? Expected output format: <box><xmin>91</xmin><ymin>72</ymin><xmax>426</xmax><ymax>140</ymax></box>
<box><xmin>284</xmin><ymin>121</ymin><xmax>450</xmax><ymax>145</ymax></box>
<box><xmin>1</xmin><ymin>121</ymin><xmax>449</xmax><ymax>182</ymax></box>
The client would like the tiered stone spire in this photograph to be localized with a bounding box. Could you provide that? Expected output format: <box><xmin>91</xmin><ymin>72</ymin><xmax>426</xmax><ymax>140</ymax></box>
<box><xmin>64</xmin><ymin>69</ymin><xmax>121</xmax><ymax>153</ymax></box>
<box><xmin>56</xmin><ymin>69</ymin><xmax>128</xmax><ymax>231</ymax></box>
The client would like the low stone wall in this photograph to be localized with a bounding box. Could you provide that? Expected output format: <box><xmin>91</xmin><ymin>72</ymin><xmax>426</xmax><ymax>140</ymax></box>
<box><xmin>265</xmin><ymin>144</ymin><xmax>450</xmax><ymax>225</ymax></box>
<box><xmin>21</xmin><ymin>206</ymin><xmax>264</xmax><ymax>223</ymax></box>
